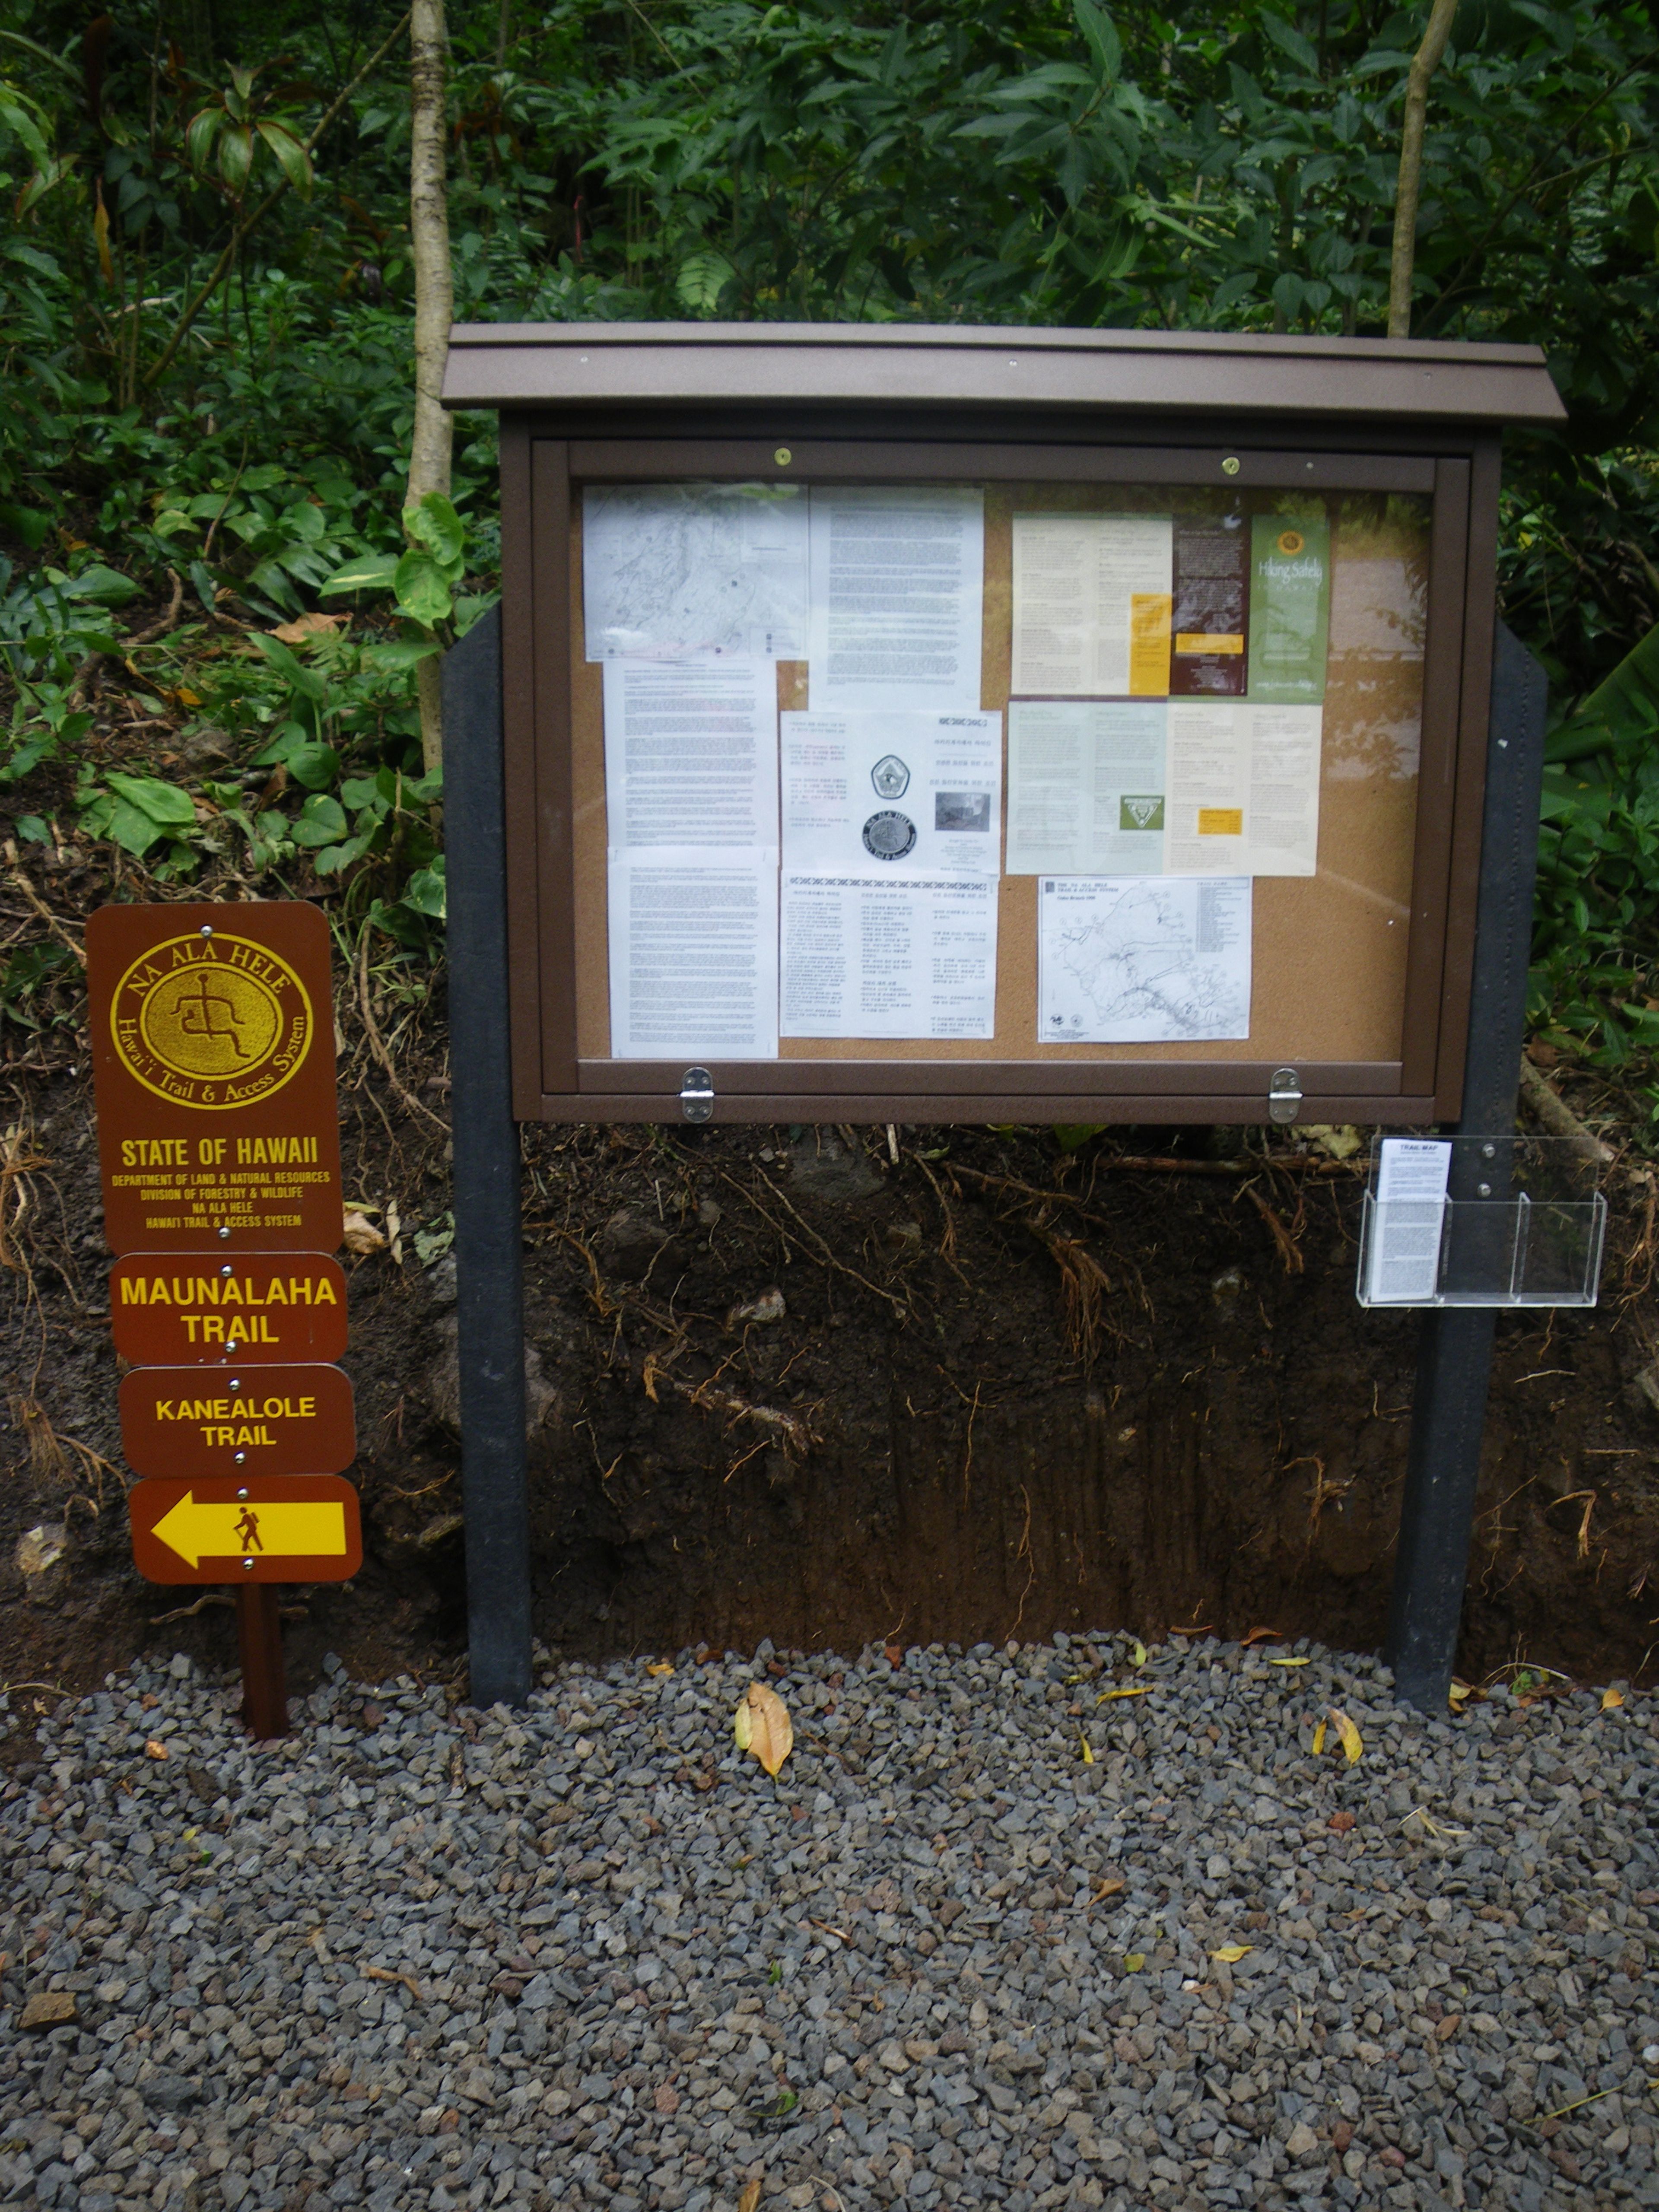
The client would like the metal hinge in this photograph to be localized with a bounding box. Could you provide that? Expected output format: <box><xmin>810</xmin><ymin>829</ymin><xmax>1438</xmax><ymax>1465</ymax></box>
<box><xmin>680</xmin><ymin>1067</ymin><xmax>714</xmax><ymax>1123</ymax></box>
<box><xmin>1268</xmin><ymin>1067</ymin><xmax>1303</xmax><ymax>1125</ymax></box>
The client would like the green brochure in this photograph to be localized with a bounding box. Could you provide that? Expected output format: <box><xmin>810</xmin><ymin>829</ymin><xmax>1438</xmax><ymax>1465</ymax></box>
<box><xmin>1247</xmin><ymin>513</ymin><xmax>1330</xmax><ymax>704</ymax></box>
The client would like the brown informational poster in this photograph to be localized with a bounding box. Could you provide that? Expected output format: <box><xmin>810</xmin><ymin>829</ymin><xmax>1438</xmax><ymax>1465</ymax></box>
<box><xmin>109</xmin><ymin>1253</ymin><xmax>348</xmax><ymax>1366</ymax></box>
<box><xmin>117</xmin><ymin>1361</ymin><xmax>356</xmax><ymax>1479</ymax></box>
<box><xmin>128</xmin><ymin>1475</ymin><xmax>362</xmax><ymax>1585</ymax></box>
<box><xmin>1170</xmin><ymin>512</ymin><xmax>1249</xmax><ymax>698</ymax></box>
<box><xmin>86</xmin><ymin>901</ymin><xmax>343</xmax><ymax>1254</ymax></box>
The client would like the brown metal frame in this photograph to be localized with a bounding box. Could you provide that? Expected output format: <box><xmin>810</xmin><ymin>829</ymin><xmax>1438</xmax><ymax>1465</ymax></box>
<box><xmin>499</xmin><ymin>415</ymin><xmax>1495</xmax><ymax>1127</ymax></box>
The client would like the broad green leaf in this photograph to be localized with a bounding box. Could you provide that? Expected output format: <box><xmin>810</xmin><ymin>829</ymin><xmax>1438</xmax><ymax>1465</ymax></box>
<box><xmin>313</xmin><ymin>833</ymin><xmax>373</xmax><ymax>876</ymax></box>
<box><xmin>105</xmin><ymin>772</ymin><xmax>197</xmax><ymax>826</ymax></box>
<box><xmin>290</xmin><ymin>793</ymin><xmax>348</xmax><ymax>846</ymax></box>
<box><xmin>62</xmin><ymin>564</ymin><xmax>139</xmax><ymax>605</ymax></box>
<box><xmin>104</xmin><ymin>803</ymin><xmax>165</xmax><ymax>855</ymax></box>
<box><xmin>256</xmin><ymin>119</ymin><xmax>314</xmax><ymax>198</ymax></box>
<box><xmin>250</xmin><ymin>630</ymin><xmax>326</xmax><ymax>702</ymax></box>
<box><xmin>185</xmin><ymin>108</ymin><xmax>220</xmax><ymax>169</ymax></box>
<box><xmin>1547</xmin><ymin>620</ymin><xmax>1659</xmax><ymax>765</ymax></box>
<box><xmin>363</xmin><ymin>638</ymin><xmax>443</xmax><ymax>671</ymax></box>
<box><xmin>219</xmin><ymin>123</ymin><xmax>254</xmax><ymax>193</ymax></box>
<box><xmin>402</xmin><ymin>492</ymin><xmax>465</xmax><ymax>568</ymax></box>
<box><xmin>400</xmin><ymin>860</ymin><xmax>446</xmax><ymax>919</ymax></box>
<box><xmin>1073</xmin><ymin>0</ymin><xmax>1121</xmax><ymax>80</ymax></box>
<box><xmin>393</xmin><ymin>548</ymin><xmax>453</xmax><ymax>628</ymax></box>
<box><xmin>1258</xmin><ymin>11</ymin><xmax>1320</xmax><ymax>76</ymax></box>
<box><xmin>675</xmin><ymin>250</ymin><xmax>735</xmax><ymax>311</ymax></box>
<box><xmin>319</xmin><ymin>551</ymin><xmax>400</xmax><ymax>597</ymax></box>
<box><xmin>284</xmin><ymin>742</ymin><xmax>341</xmax><ymax>791</ymax></box>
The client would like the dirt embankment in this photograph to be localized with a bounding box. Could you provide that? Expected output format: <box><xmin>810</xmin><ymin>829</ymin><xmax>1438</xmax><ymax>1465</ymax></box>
<box><xmin>4</xmin><ymin>1031</ymin><xmax>1659</xmax><ymax>1710</ymax></box>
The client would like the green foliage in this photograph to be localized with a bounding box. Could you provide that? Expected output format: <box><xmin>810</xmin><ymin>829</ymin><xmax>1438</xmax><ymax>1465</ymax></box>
<box><xmin>0</xmin><ymin>0</ymin><xmax>1652</xmax><ymax>1056</ymax></box>
<box><xmin>1530</xmin><ymin>613</ymin><xmax>1659</xmax><ymax>1121</ymax></box>
<box><xmin>0</xmin><ymin>938</ymin><xmax>77</xmax><ymax>1036</ymax></box>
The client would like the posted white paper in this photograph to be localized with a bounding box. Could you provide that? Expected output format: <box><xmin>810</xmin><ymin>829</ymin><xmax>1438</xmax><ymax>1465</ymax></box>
<box><xmin>1163</xmin><ymin>702</ymin><xmax>1322</xmax><ymax>877</ymax></box>
<box><xmin>807</xmin><ymin>487</ymin><xmax>985</xmax><ymax>707</ymax></box>
<box><xmin>781</xmin><ymin>708</ymin><xmax>1000</xmax><ymax>877</ymax></box>
<box><xmin>583</xmin><ymin>483</ymin><xmax>808</xmax><ymax>661</ymax></box>
<box><xmin>1004</xmin><ymin>699</ymin><xmax>1166</xmax><ymax>875</ymax></box>
<box><xmin>608</xmin><ymin>849</ymin><xmax>779</xmax><ymax>1060</ymax></box>
<box><xmin>1365</xmin><ymin>1138</ymin><xmax>1452</xmax><ymax>1304</ymax></box>
<box><xmin>603</xmin><ymin>658</ymin><xmax>777</xmax><ymax>850</ymax></box>
<box><xmin>781</xmin><ymin>874</ymin><xmax>997</xmax><ymax>1040</ymax></box>
<box><xmin>1011</xmin><ymin>514</ymin><xmax>1173</xmax><ymax>696</ymax></box>
<box><xmin>1037</xmin><ymin>875</ymin><xmax>1251</xmax><ymax>1043</ymax></box>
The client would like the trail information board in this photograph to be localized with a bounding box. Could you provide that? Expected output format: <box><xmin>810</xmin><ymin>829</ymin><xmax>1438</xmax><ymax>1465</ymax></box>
<box><xmin>444</xmin><ymin>321</ymin><xmax>1565</xmax><ymax>1126</ymax></box>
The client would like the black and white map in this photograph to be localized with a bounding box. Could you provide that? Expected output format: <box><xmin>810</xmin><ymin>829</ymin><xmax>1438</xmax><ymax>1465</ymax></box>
<box><xmin>1037</xmin><ymin>876</ymin><xmax>1252</xmax><ymax>1043</ymax></box>
<box><xmin>583</xmin><ymin>483</ymin><xmax>809</xmax><ymax>661</ymax></box>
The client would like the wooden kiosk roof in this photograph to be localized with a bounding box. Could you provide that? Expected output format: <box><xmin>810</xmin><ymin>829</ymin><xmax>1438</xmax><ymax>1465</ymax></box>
<box><xmin>442</xmin><ymin>321</ymin><xmax>1566</xmax><ymax>427</ymax></box>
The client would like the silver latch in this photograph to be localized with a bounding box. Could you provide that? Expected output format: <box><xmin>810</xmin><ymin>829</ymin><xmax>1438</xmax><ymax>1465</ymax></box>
<box><xmin>680</xmin><ymin>1067</ymin><xmax>714</xmax><ymax>1123</ymax></box>
<box><xmin>1268</xmin><ymin>1067</ymin><xmax>1302</xmax><ymax>1125</ymax></box>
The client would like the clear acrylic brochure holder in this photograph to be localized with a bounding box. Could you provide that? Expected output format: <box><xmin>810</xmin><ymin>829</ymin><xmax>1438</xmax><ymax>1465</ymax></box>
<box><xmin>1355</xmin><ymin>1133</ymin><xmax>1605</xmax><ymax>1310</ymax></box>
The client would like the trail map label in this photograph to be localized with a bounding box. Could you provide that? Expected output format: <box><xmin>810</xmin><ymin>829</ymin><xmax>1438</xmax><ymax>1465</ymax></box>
<box><xmin>129</xmin><ymin>1475</ymin><xmax>362</xmax><ymax>1584</ymax></box>
<box><xmin>110</xmin><ymin>1252</ymin><xmax>349</xmax><ymax>1367</ymax></box>
<box><xmin>87</xmin><ymin>902</ymin><xmax>343</xmax><ymax>1253</ymax></box>
<box><xmin>118</xmin><ymin>1361</ymin><xmax>356</xmax><ymax>1479</ymax></box>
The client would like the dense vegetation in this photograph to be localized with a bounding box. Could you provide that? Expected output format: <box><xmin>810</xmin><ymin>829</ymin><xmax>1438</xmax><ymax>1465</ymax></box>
<box><xmin>1</xmin><ymin>0</ymin><xmax>1656</xmax><ymax>1111</ymax></box>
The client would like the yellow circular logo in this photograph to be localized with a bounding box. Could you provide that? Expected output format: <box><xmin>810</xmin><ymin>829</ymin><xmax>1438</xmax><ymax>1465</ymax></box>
<box><xmin>1277</xmin><ymin>529</ymin><xmax>1306</xmax><ymax>556</ymax></box>
<box><xmin>111</xmin><ymin>933</ymin><xmax>313</xmax><ymax>1109</ymax></box>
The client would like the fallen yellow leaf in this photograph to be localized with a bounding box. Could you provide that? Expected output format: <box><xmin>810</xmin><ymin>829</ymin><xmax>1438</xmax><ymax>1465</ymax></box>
<box><xmin>733</xmin><ymin>1681</ymin><xmax>793</xmax><ymax>1777</ymax></box>
<box><xmin>1311</xmin><ymin>1717</ymin><xmax>1327</xmax><ymax>1756</ymax></box>
<box><xmin>1332</xmin><ymin>1708</ymin><xmax>1363</xmax><ymax>1764</ymax></box>
<box><xmin>1209</xmin><ymin>1944</ymin><xmax>1253</xmax><ymax>1963</ymax></box>
<box><xmin>144</xmin><ymin>1739</ymin><xmax>169</xmax><ymax>1761</ymax></box>
<box><xmin>737</xmin><ymin>2180</ymin><xmax>761</xmax><ymax>2212</ymax></box>
<box><xmin>1078</xmin><ymin>1733</ymin><xmax>1094</xmax><ymax>1764</ymax></box>
<box><xmin>1448</xmin><ymin>1681</ymin><xmax>1473</xmax><ymax>1705</ymax></box>
<box><xmin>1123</xmin><ymin>1951</ymin><xmax>1145</xmax><ymax>1973</ymax></box>
<box><xmin>646</xmin><ymin>1661</ymin><xmax>675</xmax><ymax>1677</ymax></box>
<box><xmin>1097</xmin><ymin>1685</ymin><xmax>1149</xmax><ymax>1702</ymax></box>
<box><xmin>1602</xmin><ymin>1687</ymin><xmax>1624</xmax><ymax>1710</ymax></box>
<box><xmin>270</xmin><ymin>610</ymin><xmax>348</xmax><ymax>644</ymax></box>
<box><xmin>1269</xmin><ymin>1656</ymin><xmax>1309</xmax><ymax>1667</ymax></box>
<box><xmin>1129</xmin><ymin>1640</ymin><xmax>1147</xmax><ymax>1667</ymax></box>
<box><xmin>343</xmin><ymin>1207</ymin><xmax>388</xmax><ymax>1255</ymax></box>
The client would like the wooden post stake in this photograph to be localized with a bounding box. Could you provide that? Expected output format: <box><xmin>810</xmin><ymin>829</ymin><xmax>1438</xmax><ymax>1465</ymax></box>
<box><xmin>237</xmin><ymin>1584</ymin><xmax>290</xmax><ymax>1740</ymax></box>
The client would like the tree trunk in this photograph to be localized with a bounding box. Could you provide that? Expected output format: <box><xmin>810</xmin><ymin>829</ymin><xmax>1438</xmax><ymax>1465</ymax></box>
<box><xmin>408</xmin><ymin>0</ymin><xmax>454</xmax><ymax>775</ymax></box>
<box><xmin>1387</xmin><ymin>0</ymin><xmax>1460</xmax><ymax>340</ymax></box>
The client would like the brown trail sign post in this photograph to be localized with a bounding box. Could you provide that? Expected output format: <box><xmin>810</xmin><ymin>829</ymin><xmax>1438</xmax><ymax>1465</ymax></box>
<box><xmin>87</xmin><ymin>901</ymin><xmax>353</xmax><ymax>1738</ymax></box>
<box><xmin>435</xmin><ymin>321</ymin><xmax>1590</xmax><ymax>1715</ymax></box>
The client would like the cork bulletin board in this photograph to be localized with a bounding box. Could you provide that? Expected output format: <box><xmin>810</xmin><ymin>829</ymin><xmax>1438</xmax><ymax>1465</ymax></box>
<box><xmin>565</xmin><ymin>474</ymin><xmax>1430</xmax><ymax>1074</ymax></box>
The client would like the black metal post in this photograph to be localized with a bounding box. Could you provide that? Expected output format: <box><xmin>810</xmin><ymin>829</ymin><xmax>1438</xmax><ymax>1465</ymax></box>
<box><xmin>443</xmin><ymin>607</ymin><xmax>533</xmax><ymax>1707</ymax></box>
<box><xmin>1384</xmin><ymin>622</ymin><xmax>1548</xmax><ymax>1710</ymax></box>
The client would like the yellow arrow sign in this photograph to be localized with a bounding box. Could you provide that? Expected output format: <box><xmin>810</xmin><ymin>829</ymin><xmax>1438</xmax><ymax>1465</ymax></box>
<box><xmin>151</xmin><ymin>1492</ymin><xmax>346</xmax><ymax>1568</ymax></box>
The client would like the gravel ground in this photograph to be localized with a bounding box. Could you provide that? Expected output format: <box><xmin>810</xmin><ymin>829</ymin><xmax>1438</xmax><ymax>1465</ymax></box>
<box><xmin>3</xmin><ymin>1633</ymin><xmax>1657</xmax><ymax>2212</ymax></box>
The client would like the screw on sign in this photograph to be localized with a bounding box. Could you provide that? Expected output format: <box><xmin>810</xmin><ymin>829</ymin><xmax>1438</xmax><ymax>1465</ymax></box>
<box><xmin>128</xmin><ymin>1477</ymin><xmax>362</xmax><ymax>1585</ymax></box>
<box><xmin>86</xmin><ymin>901</ymin><xmax>343</xmax><ymax>1255</ymax></box>
<box><xmin>116</xmin><ymin>1362</ymin><xmax>356</xmax><ymax>1478</ymax></box>
<box><xmin>86</xmin><ymin>901</ymin><xmax>357</xmax><ymax>1743</ymax></box>
<box><xmin>109</xmin><ymin>1252</ymin><xmax>349</xmax><ymax>1365</ymax></box>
